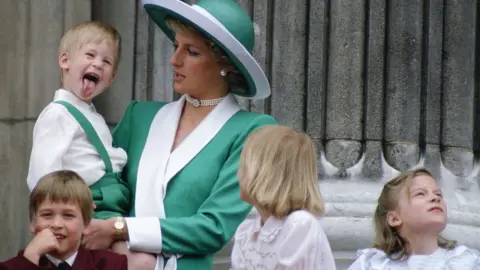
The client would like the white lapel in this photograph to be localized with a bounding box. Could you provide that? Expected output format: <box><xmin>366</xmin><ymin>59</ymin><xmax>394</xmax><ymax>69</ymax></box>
<box><xmin>164</xmin><ymin>94</ymin><xmax>240</xmax><ymax>186</ymax></box>
<box><xmin>134</xmin><ymin>98</ymin><xmax>183</xmax><ymax>218</ymax></box>
<box><xmin>134</xmin><ymin>94</ymin><xmax>240</xmax><ymax>219</ymax></box>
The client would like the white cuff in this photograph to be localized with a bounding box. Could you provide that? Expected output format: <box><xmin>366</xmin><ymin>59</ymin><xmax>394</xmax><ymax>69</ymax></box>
<box><xmin>125</xmin><ymin>217</ymin><xmax>162</xmax><ymax>253</ymax></box>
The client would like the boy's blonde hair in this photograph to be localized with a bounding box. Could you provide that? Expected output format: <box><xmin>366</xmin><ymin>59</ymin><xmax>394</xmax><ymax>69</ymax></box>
<box><xmin>373</xmin><ymin>168</ymin><xmax>455</xmax><ymax>260</ymax></box>
<box><xmin>29</xmin><ymin>170</ymin><xmax>93</xmax><ymax>225</ymax></box>
<box><xmin>59</xmin><ymin>21</ymin><xmax>121</xmax><ymax>71</ymax></box>
<box><xmin>239</xmin><ymin>125</ymin><xmax>325</xmax><ymax>218</ymax></box>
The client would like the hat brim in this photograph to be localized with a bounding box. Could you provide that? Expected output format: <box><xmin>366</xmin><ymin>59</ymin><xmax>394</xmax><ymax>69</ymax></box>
<box><xmin>142</xmin><ymin>0</ymin><xmax>270</xmax><ymax>100</ymax></box>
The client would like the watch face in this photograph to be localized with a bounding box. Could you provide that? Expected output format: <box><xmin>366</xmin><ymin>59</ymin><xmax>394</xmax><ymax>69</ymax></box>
<box><xmin>114</xmin><ymin>220</ymin><xmax>124</xmax><ymax>229</ymax></box>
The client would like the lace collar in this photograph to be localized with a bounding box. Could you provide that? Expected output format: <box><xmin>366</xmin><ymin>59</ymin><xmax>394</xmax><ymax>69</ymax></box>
<box><xmin>250</xmin><ymin>215</ymin><xmax>285</xmax><ymax>243</ymax></box>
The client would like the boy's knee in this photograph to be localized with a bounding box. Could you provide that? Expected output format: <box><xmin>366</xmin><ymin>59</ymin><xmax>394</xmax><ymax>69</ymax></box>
<box><xmin>111</xmin><ymin>241</ymin><xmax>129</xmax><ymax>255</ymax></box>
<box><xmin>127</xmin><ymin>252</ymin><xmax>156</xmax><ymax>270</ymax></box>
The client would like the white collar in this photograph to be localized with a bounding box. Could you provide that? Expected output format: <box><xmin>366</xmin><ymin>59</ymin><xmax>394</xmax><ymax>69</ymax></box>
<box><xmin>54</xmin><ymin>89</ymin><xmax>96</xmax><ymax>112</ymax></box>
<box><xmin>46</xmin><ymin>251</ymin><xmax>77</xmax><ymax>267</ymax></box>
<box><xmin>250</xmin><ymin>215</ymin><xmax>285</xmax><ymax>243</ymax></box>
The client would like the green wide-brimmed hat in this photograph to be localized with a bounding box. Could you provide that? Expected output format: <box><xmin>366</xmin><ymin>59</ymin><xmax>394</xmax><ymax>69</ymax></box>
<box><xmin>141</xmin><ymin>0</ymin><xmax>271</xmax><ymax>99</ymax></box>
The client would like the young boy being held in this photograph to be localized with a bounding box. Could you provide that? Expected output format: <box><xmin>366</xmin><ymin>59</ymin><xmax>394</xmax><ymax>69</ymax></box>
<box><xmin>0</xmin><ymin>170</ymin><xmax>127</xmax><ymax>270</ymax></box>
<box><xmin>26</xmin><ymin>20</ymin><xmax>129</xmax><ymax>220</ymax></box>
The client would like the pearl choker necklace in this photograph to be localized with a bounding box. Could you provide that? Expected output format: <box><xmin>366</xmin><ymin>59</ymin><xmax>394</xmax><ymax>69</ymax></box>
<box><xmin>185</xmin><ymin>94</ymin><xmax>225</xmax><ymax>107</ymax></box>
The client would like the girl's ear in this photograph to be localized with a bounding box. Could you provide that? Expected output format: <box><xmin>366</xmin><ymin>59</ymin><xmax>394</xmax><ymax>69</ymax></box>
<box><xmin>240</xmin><ymin>190</ymin><xmax>248</xmax><ymax>201</ymax></box>
<box><xmin>387</xmin><ymin>211</ymin><xmax>402</xmax><ymax>227</ymax></box>
<box><xmin>240</xmin><ymin>190</ymin><xmax>255</xmax><ymax>204</ymax></box>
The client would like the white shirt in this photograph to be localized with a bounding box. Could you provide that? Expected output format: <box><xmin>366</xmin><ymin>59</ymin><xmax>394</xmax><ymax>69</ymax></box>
<box><xmin>231</xmin><ymin>210</ymin><xmax>337</xmax><ymax>270</ymax></box>
<box><xmin>46</xmin><ymin>252</ymin><xmax>77</xmax><ymax>266</ymax></box>
<box><xmin>27</xmin><ymin>89</ymin><xmax>127</xmax><ymax>190</ymax></box>
<box><xmin>348</xmin><ymin>245</ymin><xmax>480</xmax><ymax>270</ymax></box>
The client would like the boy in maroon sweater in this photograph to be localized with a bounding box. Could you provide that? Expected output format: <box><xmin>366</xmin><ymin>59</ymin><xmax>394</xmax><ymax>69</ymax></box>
<box><xmin>0</xmin><ymin>170</ymin><xmax>127</xmax><ymax>270</ymax></box>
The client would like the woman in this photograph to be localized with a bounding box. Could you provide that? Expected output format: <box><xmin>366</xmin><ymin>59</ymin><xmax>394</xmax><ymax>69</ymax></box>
<box><xmin>82</xmin><ymin>0</ymin><xmax>277</xmax><ymax>269</ymax></box>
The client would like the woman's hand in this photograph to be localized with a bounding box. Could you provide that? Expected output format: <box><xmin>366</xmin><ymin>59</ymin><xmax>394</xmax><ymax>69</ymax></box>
<box><xmin>82</xmin><ymin>218</ymin><xmax>116</xmax><ymax>250</ymax></box>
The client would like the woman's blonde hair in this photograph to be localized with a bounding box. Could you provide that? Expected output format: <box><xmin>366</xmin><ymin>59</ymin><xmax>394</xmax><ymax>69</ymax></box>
<box><xmin>165</xmin><ymin>18</ymin><xmax>248</xmax><ymax>94</ymax></box>
<box><xmin>373</xmin><ymin>168</ymin><xmax>455</xmax><ymax>260</ymax></box>
<box><xmin>239</xmin><ymin>125</ymin><xmax>325</xmax><ymax>218</ymax></box>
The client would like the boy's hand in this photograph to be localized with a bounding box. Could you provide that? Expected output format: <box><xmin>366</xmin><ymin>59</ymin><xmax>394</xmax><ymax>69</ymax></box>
<box><xmin>23</xmin><ymin>228</ymin><xmax>60</xmax><ymax>265</ymax></box>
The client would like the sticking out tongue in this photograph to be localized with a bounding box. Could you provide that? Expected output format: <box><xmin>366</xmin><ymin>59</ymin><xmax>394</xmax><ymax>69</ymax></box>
<box><xmin>82</xmin><ymin>78</ymin><xmax>95</xmax><ymax>97</ymax></box>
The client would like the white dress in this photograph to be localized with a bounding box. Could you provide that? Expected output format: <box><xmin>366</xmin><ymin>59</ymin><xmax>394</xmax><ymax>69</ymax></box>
<box><xmin>231</xmin><ymin>210</ymin><xmax>336</xmax><ymax>270</ymax></box>
<box><xmin>347</xmin><ymin>245</ymin><xmax>480</xmax><ymax>270</ymax></box>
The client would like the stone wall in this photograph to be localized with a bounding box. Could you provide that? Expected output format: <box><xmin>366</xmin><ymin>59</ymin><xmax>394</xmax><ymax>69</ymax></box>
<box><xmin>1</xmin><ymin>1</ymin><xmax>479</xmax><ymax>269</ymax></box>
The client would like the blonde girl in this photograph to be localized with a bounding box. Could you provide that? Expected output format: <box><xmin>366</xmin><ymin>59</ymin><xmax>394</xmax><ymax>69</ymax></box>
<box><xmin>348</xmin><ymin>168</ymin><xmax>480</xmax><ymax>270</ymax></box>
<box><xmin>230</xmin><ymin>125</ymin><xmax>336</xmax><ymax>270</ymax></box>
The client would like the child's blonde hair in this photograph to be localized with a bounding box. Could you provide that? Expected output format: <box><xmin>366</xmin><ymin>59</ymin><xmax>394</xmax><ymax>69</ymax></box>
<box><xmin>29</xmin><ymin>170</ymin><xmax>93</xmax><ymax>226</ymax></box>
<box><xmin>239</xmin><ymin>125</ymin><xmax>325</xmax><ymax>218</ymax></box>
<box><xmin>59</xmin><ymin>21</ymin><xmax>121</xmax><ymax>71</ymax></box>
<box><xmin>373</xmin><ymin>168</ymin><xmax>455</xmax><ymax>260</ymax></box>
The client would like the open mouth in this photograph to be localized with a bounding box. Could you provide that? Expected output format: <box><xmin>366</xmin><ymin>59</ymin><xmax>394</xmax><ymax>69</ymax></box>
<box><xmin>83</xmin><ymin>73</ymin><xmax>99</xmax><ymax>84</ymax></box>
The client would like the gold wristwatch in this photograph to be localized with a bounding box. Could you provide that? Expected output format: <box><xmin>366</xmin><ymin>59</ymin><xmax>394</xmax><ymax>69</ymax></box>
<box><xmin>114</xmin><ymin>217</ymin><xmax>125</xmax><ymax>240</ymax></box>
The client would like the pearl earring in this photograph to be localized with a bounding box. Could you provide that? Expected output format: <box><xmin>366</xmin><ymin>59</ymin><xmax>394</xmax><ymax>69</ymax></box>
<box><xmin>220</xmin><ymin>70</ymin><xmax>227</xmax><ymax>77</ymax></box>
